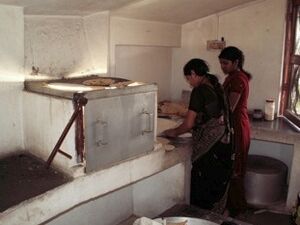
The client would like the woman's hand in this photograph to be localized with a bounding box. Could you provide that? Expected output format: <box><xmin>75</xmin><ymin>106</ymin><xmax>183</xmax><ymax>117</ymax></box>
<box><xmin>163</xmin><ymin>128</ymin><xmax>177</xmax><ymax>138</ymax></box>
<box><xmin>161</xmin><ymin>110</ymin><xmax>196</xmax><ymax>138</ymax></box>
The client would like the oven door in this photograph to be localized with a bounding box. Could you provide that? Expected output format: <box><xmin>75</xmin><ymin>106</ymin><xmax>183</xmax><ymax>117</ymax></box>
<box><xmin>84</xmin><ymin>92</ymin><xmax>156</xmax><ymax>172</ymax></box>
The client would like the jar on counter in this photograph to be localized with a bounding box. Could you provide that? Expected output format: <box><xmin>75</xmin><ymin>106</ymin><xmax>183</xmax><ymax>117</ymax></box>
<box><xmin>264</xmin><ymin>99</ymin><xmax>275</xmax><ymax>121</ymax></box>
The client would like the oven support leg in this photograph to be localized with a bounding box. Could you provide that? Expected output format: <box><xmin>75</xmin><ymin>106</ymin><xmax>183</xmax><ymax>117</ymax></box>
<box><xmin>74</xmin><ymin>93</ymin><xmax>86</xmax><ymax>163</ymax></box>
<box><xmin>46</xmin><ymin>93</ymin><xmax>88</xmax><ymax>168</ymax></box>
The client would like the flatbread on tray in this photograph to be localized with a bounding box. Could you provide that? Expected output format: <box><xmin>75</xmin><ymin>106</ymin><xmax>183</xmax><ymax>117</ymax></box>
<box><xmin>158</xmin><ymin>101</ymin><xmax>188</xmax><ymax>117</ymax></box>
<box><xmin>164</xmin><ymin>144</ymin><xmax>175</xmax><ymax>152</ymax></box>
<box><xmin>82</xmin><ymin>78</ymin><xmax>115</xmax><ymax>86</ymax></box>
<box><xmin>110</xmin><ymin>81</ymin><xmax>133</xmax><ymax>88</ymax></box>
<box><xmin>156</xmin><ymin>136</ymin><xmax>170</xmax><ymax>145</ymax></box>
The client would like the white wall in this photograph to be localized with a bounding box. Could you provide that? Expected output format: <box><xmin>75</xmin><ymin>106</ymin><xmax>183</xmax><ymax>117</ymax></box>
<box><xmin>23</xmin><ymin>92</ymin><xmax>77</xmax><ymax>174</ymax></box>
<box><xmin>0</xmin><ymin>82</ymin><xmax>24</xmax><ymax>156</ymax></box>
<box><xmin>0</xmin><ymin>0</ymin><xmax>288</xmax><ymax>157</ymax></box>
<box><xmin>82</xmin><ymin>11</ymin><xmax>109</xmax><ymax>75</ymax></box>
<box><xmin>110</xmin><ymin>17</ymin><xmax>181</xmax><ymax>100</ymax></box>
<box><xmin>0</xmin><ymin>5</ymin><xmax>24</xmax><ymax>76</ymax></box>
<box><xmin>115</xmin><ymin>46</ymin><xmax>172</xmax><ymax>101</ymax></box>
<box><xmin>172</xmin><ymin>0</ymin><xmax>286</xmax><ymax>112</ymax></box>
<box><xmin>218</xmin><ymin>0</ymin><xmax>286</xmax><ymax>111</ymax></box>
<box><xmin>24</xmin><ymin>12</ymin><xmax>109</xmax><ymax>78</ymax></box>
<box><xmin>0</xmin><ymin>5</ymin><xmax>24</xmax><ymax>156</ymax></box>
<box><xmin>24</xmin><ymin>14</ymin><xmax>181</xmax><ymax>81</ymax></box>
<box><xmin>171</xmin><ymin>14</ymin><xmax>220</xmax><ymax>100</ymax></box>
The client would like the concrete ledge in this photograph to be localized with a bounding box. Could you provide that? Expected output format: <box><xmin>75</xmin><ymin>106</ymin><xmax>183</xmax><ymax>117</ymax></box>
<box><xmin>0</xmin><ymin>146</ymin><xmax>191</xmax><ymax>225</ymax></box>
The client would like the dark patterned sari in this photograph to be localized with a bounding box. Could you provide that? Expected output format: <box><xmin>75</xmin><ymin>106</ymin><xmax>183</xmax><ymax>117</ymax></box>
<box><xmin>189</xmin><ymin>84</ymin><xmax>234</xmax><ymax>211</ymax></box>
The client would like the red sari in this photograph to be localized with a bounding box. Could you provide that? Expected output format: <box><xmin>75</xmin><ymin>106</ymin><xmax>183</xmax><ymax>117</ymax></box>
<box><xmin>223</xmin><ymin>70</ymin><xmax>250</xmax><ymax>215</ymax></box>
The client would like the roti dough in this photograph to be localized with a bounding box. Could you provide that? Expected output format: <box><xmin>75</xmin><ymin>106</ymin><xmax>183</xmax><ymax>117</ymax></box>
<box><xmin>82</xmin><ymin>78</ymin><xmax>114</xmax><ymax>86</ymax></box>
<box><xmin>157</xmin><ymin>118</ymin><xmax>178</xmax><ymax>135</ymax></box>
<box><xmin>156</xmin><ymin>137</ymin><xmax>170</xmax><ymax>145</ymax></box>
<box><xmin>164</xmin><ymin>144</ymin><xmax>175</xmax><ymax>151</ymax></box>
<box><xmin>158</xmin><ymin>101</ymin><xmax>188</xmax><ymax>117</ymax></box>
<box><xmin>167</xmin><ymin>221</ymin><xmax>187</xmax><ymax>225</ymax></box>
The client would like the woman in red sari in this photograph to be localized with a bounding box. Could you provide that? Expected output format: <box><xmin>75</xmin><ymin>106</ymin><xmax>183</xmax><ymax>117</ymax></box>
<box><xmin>218</xmin><ymin>46</ymin><xmax>251</xmax><ymax>217</ymax></box>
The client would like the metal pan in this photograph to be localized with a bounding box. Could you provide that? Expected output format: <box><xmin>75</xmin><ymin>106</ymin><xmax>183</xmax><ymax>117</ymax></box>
<box><xmin>154</xmin><ymin>217</ymin><xmax>218</xmax><ymax>225</ymax></box>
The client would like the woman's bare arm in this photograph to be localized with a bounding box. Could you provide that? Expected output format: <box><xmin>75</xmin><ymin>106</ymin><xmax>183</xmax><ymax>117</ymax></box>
<box><xmin>228</xmin><ymin>92</ymin><xmax>241</xmax><ymax>112</ymax></box>
<box><xmin>163</xmin><ymin>110</ymin><xmax>197</xmax><ymax>137</ymax></box>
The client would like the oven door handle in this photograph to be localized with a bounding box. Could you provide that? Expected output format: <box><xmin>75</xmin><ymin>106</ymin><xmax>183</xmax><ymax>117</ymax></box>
<box><xmin>95</xmin><ymin>120</ymin><xmax>108</xmax><ymax>146</ymax></box>
<box><xmin>142</xmin><ymin>109</ymin><xmax>154</xmax><ymax>134</ymax></box>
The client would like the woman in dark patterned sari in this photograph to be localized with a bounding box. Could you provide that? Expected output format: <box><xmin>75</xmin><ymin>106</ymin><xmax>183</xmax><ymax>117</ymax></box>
<box><xmin>163</xmin><ymin>58</ymin><xmax>233</xmax><ymax>212</ymax></box>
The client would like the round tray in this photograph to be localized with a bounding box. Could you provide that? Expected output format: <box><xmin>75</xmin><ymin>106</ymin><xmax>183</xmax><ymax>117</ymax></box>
<box><xmin>154</xmin><ymin>217</ymin><xmax>218</xmax><ymax>225</ymax></box>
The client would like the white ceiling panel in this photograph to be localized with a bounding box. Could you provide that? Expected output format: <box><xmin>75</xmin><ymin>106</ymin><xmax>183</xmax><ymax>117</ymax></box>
<box><xmin>0</xmin><ymin>0</ymin><xmax>257</xmax><ymax>24</ymax></box>
<box><xmin>111</xmin><ymin>0</ymin><xmax>257</xmax><ymax>24</ymax></box>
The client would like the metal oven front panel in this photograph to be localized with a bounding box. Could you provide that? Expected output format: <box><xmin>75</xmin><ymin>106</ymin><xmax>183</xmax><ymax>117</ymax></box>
<box><xmin>84</xmin><ymin>92</ymin><xmax>156</xmax><ymax>172</ymax></box>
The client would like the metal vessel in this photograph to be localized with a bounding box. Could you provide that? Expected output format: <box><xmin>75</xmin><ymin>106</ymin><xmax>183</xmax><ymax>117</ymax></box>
<box><xmin>154</xmin><ymin>217</ymin><xmax>218</xmax><ymax>225</ymax></box>
<box><xmin>245</xmin><ymin>155</ymin><xmax>288</xmax><ymax>207</ymax></box>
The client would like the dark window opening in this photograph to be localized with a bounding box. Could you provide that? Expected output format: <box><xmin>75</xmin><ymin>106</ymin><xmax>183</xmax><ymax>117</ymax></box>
<box><xmin>281</xmin><ymin>0</ymin><xmax>300</xmax><ymax>127</ymax></box>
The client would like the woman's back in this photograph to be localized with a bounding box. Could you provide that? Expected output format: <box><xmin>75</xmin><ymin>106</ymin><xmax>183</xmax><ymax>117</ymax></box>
<box><xmin>189</xmin><ymin>84</ymin><xmax>223</xmax><ymax>127</ymax></box>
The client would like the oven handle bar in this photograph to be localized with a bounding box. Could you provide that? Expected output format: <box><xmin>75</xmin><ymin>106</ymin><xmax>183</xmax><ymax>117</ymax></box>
<box><xmin>46</xmin><ymin>93</ymin><xmax>88</xmax><ymax>168</ymax></box>
<box><xmin>142</xmin><ymin>109</ymin><xmax>154</xmax><ymax>134</ymax></box>
<box><xmin>95</xmin><ymin>120</ymin><xmax>108</xmax><ymax>146</ymax></box>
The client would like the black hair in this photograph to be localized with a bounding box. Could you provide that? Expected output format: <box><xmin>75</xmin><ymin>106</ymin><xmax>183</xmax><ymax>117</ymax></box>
<box><xmin>183</xmin><ymin>58</ymin><xmax>226</xmax><ymax>110</ymax></box>
<box><xmin>183</xmin><ymin>58</ymin><xmax>209</xmax><ymax>77</ymax></box>
<box><xmin>183</xmin><ymin>58</ymin><xmax>219</xmax><ymax>89</ymax></box>
<box><xmin>218</xmin><ymin>46</ymin><xmax>252</xmax><ymax>79</ymax></box>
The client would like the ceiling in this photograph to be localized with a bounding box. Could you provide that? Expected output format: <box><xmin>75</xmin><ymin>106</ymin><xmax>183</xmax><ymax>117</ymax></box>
<box><xmin>0</xmin><ymin>0</ymin><xmax>256</xmax><ymax>24</ymax></box>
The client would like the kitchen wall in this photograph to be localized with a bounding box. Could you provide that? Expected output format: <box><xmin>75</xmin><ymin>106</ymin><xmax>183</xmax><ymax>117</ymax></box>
<box><xmin>171</xmin><ymin>0</ymin><xmax>286</xmax><ymax>112</ymax></box>
<box><xmin>8</xmin><ymin>9</ymin><xmax>181</xmax><ymax>160</ymax></box>
<box><xmin>22</xmin><ymin>0</ymin><xmax>287</xmax><ymax>108</ymax></box>
<box><xmin>83</xmin><ymin>12</ymin><xmax>109</xmax><ymax>75</ymax></box>
<box><xmin>23</xmin><ymin>92</ymin><xmax>77</xmax><ymax>173</ymax></box>
<box><xmin>110</xmin><ymin>17</ymin><xmax>181</xmax><ymax>77</ymax></box>
<box><xmin>0</xmin><ymin>0</ymin><xmax>289</xmax><ymax>155</ymax></box>
<box><xmin>0</xmin><ymin>5</ymin><xmax>24</xmax><ymax>156</ymax></box>
<box><xmin>24</xmin><ymin>14</ymin><xmax>180</xmax><ymax>80</ymax></box>
<box><xmin>24</xmin><ymin>12</ymin><xmax>109</xmax><ymax>78</ymax></box>
<box><xmin>23</xmin><ymin>14</ymin><xmax>181</xmax><ymax>102</ymax></box>
<box><xmin>115</xmin><ymin>45</ymin><xmax>172</xmax><ymax>101</ymax></box>
<box><xmin>111</xmin><ymin>17</ymin><xmax>181</xmax><ymax>101</ymax></box>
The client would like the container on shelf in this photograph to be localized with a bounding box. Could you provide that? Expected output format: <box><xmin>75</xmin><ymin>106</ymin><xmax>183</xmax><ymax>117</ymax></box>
<box><xmin>264</xmin><ymin>99</ymin><xmax>275</xmax><ymax>121</ymax></box>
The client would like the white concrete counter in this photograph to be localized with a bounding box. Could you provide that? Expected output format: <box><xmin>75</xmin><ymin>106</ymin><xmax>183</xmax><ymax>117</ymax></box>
<box><xmin>3</xmin><ymin>116</ymin><xmax>298</xmax><ymax>225</ymax></box>
<box><xmin>0</xmin><ymin>145</ymin><xmax>192</xmax><ymax>225</ymax></box>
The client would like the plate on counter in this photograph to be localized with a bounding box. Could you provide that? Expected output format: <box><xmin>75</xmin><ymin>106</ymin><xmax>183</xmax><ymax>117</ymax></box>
<box><xmin>154</xmin><ymin>217</ymin><xmax>218</xmax><ymax>225</ymax></box>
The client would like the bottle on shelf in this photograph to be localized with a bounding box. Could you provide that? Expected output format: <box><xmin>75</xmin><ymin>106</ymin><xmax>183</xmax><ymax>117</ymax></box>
<box><xmin>264</xmin><ymin>99</ymin><xmax>275</xmax><ymax>121</ymax></box>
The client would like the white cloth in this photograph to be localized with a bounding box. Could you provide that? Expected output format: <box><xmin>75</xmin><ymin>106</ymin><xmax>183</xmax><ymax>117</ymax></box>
<box><xmin>133</xmin><ymin>217</ymin><xmax>162</xmax><ymax>225</ymax></box>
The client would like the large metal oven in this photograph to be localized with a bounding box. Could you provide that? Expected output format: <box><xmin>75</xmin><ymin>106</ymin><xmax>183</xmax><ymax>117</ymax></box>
<box><xmin>24</xmin><ymin>76</ymin><xmax>157</xmax><ymax>174</ymax></box>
